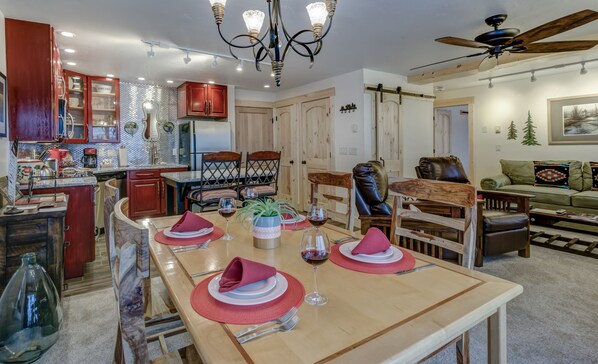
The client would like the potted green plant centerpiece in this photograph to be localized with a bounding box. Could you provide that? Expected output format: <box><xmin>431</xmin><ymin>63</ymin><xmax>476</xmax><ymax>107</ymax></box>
<box><xmin>237</xmin><ymin>198</ymin><xmax>298</xmax><ymax>249</ymax></box>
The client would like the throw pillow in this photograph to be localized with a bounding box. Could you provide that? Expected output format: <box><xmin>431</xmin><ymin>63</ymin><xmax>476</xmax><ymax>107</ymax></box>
<box><xmin>533</xmin><ymin>162</ymin><xmax>570</xmax><ymax>189</ymax></box>
<box><xmin>590</xmin><ymin>162</ymin><xmax>598</xmax><ymax>191</ymax></box>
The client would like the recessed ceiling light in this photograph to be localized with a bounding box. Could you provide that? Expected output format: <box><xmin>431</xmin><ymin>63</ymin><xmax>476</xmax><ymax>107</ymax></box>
<box><xmin>166</xmin><ymin>80</ymin><xmax>174</xmax><ymax>84</ymax></box>
<box><xmin>60</xmin><ymin>31</ymin><xmax>75</xmax><ymax>38</ymax></box>
<box><xmin>270</xmin><ymin>72</ymin><xmax>275</xmax><ymax>78</ymax></box>
<box><xmin>66</xmin><ymin>61</ymin><xmax>77</xmax><ymax>66</ymax></box>
<box><xmin>208</xmin><ymin>80</ymin><xmax>215</xmax><ymax>84</ymax></box>
<box><xmin>64</xmin><ymin>48</ymin><xmax>76</xmax><ymax>53</ymax></box>
<box><xmin>138</xmin><ymin>77</ymin><xmax>145</xmax><ymax>81</ymax></box>
<box><xmin>106</xmin><ymin>74</ymin><xmax>115</xmax><ymax>78</ymax></box>
<box><xmin>264</xmin><ymin>84</ymin><xmax>270</xmax><ymax>88</ymax></box>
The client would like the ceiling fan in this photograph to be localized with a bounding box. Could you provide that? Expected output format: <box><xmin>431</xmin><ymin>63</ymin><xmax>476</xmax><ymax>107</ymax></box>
<box><xmin>411</xmin><ymin>9</ymin><xmax>598</xmax><ymax>72</ymax></box>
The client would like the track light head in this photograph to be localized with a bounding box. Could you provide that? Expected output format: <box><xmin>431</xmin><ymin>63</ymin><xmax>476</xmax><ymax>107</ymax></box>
<box><xmin>530</xmin><ymin>71</ymin><xmax>536</xmax><ymax>82</ymax></box>
<box><xmin>488</xmin><ymin>78</ymin><xmax>494</xmax><ymax>89</ymax></box>
<box><xmin>236</xmin><ymin>60</ymin><xmax>243</xmax><ymax>72</ymax></box>
<box><xmin>183</xmin><ymin>52</ymin><xmax>191</xmax><ymax>64</ymax></box>
<box><xmin>580</xmin><ymin>62</ymin><xmax>588</xmax><ymax>75</ymax></box>
<box><xmin>211</xmin><ymin>55</ymin><xmax>218</xmax><ymax>68</ymax></box>
<box><xmin>147</xmin><ymin>44</ymin><xmax>155</xmax><ymax>58</ymax></box>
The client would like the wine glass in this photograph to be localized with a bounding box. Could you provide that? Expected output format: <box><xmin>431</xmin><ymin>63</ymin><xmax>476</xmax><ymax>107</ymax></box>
<box><xmin>218</xmin><ymin>197</ymin><xmax>237</xmax><ymax>240</ymax></box>
<box><xmin>245</xmin><ymin>187</ymin><xmax>258</xmax><ymax>200</ymax></box>
<box><xmin>300</xmin><ymin>229</ymin><xmax>331</xmax><ymax>306</ymax></box>
<box><xmin>307</xmin><ymin>204</ymin><xmax>327</xmax><ymax>231</ymax></box>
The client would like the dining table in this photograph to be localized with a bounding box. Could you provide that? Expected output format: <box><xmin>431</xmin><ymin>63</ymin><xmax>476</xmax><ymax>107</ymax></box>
<box><xmin>146</xmin><ymin>212</ymin><xmax>522</xmax><ymax>363</ymax></box>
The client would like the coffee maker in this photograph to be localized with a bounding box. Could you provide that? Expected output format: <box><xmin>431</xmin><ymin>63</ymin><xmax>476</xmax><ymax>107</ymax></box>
<box><xmin>82</xmin><ymin>148</ymin><xmax>97</xmax><ymax>168</ymax></box>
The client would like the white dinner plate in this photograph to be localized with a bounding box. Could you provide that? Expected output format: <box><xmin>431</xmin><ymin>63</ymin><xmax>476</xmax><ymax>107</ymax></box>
<box><xmin>163</xmin><ymin>227</ymin><xmax>213</xmax><ymax>238</ymax></box>
<box><xmin>280</xmin><ymin>214</ymin><xmax>306</xmax><ymax>225</ymax></box>
<box><xmin>358</xmin><ymin>247</ymin><xmax>395</xmax><ymax>259</ymax></box>
<box><xmin>208</xmin><ymin>273</ymin><xmax>288</xmax><ymax>306</ymax></box>
<box><xmin>339</xmin><ymin>241</ymin><xmax>403</xmax><ymax>264</ymax></box>
<box><xmin>225</xmin><ymin>275</ymin><xmax>277</xmax><ymax>298</ymax></box>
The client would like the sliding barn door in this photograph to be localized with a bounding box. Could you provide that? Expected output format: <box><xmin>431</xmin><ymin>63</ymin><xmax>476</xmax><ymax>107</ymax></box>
<box><xmin>274</xmin><ymin>105</ymin><xmax>298</xmax><ymax>203</ymax></box>
<box><xmin>434</xmin><ymin>109</ymin><xmax>451</xmax><ymax>156</ymax></box>
<box><xmin>300</xmin><ymin>98</ymin><xmax>332</xmax><ymax>211</ymax></box>
<box><xmin>375</xmin><ymin>93</ymin><xmax>401</xmax><ymax>177</ymax></box>
<box><xmin>235</xmin><ymin>106</ymin><xmax>274</xmax><ymax>155</ymax></box>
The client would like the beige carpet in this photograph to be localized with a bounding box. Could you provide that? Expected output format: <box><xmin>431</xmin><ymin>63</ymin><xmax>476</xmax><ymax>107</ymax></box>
<box><xmin>40</xmin><ymin>245</ymin><xmax>597</xmax><ymax>363</ymax></box>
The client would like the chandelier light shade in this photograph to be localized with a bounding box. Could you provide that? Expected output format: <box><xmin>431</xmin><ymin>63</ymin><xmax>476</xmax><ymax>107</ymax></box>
<box><xmin>208</xmin><ymin>0</ymin><xmax>337</xmax><ymax>86</ymax></box>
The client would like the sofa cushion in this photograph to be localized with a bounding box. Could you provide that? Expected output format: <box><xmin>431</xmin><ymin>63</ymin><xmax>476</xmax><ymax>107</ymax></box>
<box><xmin>591</xmin><ymin>162</ymin><xmax>598</xmax><ymax>191</ymax></box>
<box><xmin>483</xmin><ymin>212</ymin><xmax>528</xmax><ymax>232</ymax></box>
<box><xmin>544</xmin><ymin>160</ymin><xmax>583</xmax><ymax>191</ymax></box>
<box><xmin>500</xmin><ymin>160</ymin><xmax>534</xmax><ymax>185</ymax></box>
<box><xmin>582</xmin><ymin>162</ymin><xmax>593</xmax><ymax>191</ymax></box>
<box><xmin>533</xmin><ymin>162</ymin><xmax>570</xmax><ymax>189</ymax></box>
<box><xmin>571</xmin><ymin>191</ymin><xmax>598</xmax><ymax>209</ymax></box>
<box><xmin>497</xmin><ymin>184</ymin><xmax>577</xmax><ymax>206</ymax></box>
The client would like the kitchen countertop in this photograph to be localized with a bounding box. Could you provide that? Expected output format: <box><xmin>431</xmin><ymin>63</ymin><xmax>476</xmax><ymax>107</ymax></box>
<box><xmin>93</xmin><ymin>164</ymin><xmax>188</xmax><ymax>174</ymax></box>
<box><xmin>24</xmin><ymin>176</ymin><xmax>98</xmax><ymax>190</ymax></box>
<box><xmin>161</xmin><ymin>168</ymin><xmax>273</xmax><ymax>183</ymax></box>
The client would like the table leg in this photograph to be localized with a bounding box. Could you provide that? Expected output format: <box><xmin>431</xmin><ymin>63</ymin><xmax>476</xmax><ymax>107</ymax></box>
<box><xmin>487</xmin><ymin>304</ymin><xmax>507</xmax><ymax>364</ymax></box>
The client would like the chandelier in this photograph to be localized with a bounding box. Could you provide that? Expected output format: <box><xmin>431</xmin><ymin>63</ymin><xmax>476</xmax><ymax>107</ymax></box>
<box><xmin>208</xmin><ymin>0</ymin><xmax>337</xmax><ymax>86</ymax></box>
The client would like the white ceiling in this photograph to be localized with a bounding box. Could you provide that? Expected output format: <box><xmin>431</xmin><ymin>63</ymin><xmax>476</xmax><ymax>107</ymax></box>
<box><xmin>1</xmin><ymin>0</ymin><xmax>597</xmax><ymax>91</ymax></box>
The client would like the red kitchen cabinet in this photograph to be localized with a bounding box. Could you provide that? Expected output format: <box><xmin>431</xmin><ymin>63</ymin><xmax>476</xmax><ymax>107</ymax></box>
<box><xmin>177</xmin><ymin>82</ymin><xmax>227</xmax><ymax>119</ymax></box>
<box><xmin>127</xmin><ymin>168</ymin><xmax>188</xmax><ymax>219</ymax></box>
<box><xmin>35</xmin><ymin>185</ymin><xmax>95</xmax><ymax>279</ymax></box>
<box><xmin>6</xmin><ymin>19</ymin><xmax>65</xmax><ymax>141</ymax></box>
<box><xmin>64</xmin><ymin>70</ymin><xmax>89</xmax><ymax>143</ymax></box>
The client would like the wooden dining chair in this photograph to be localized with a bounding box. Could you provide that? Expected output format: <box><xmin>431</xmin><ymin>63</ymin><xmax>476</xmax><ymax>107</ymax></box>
<box><xmin>109</xmin><ymin>198</ymin><xmax>197</xmax><ymax>363</ymax></box>
<box><xmin>308</xmin><ymin>171</ymin><xmax>354</xmax><ymax>231</ymax></box>
<box><xmin>388</xmin><ymin>178</ymin><xmax>477</xmax><ymax>364</ymax></box>
<box><xmin>240</xmin><ymin>151</ymin><xmax>281</xmax><ymax>199</ymax></box>
<box><xmin>186</xmin><ymin>151</ymin><xmax>242</xmax><ymax>211</ymax></box>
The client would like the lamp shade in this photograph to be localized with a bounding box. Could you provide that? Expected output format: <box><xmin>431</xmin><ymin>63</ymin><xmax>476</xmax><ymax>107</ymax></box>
<box><xmin>243</xmin><ymin>10</ymin><xmax>265</xmax><ymax>34</ymax></box>
<box><xmin>306</xmin><ymin>2</ymin><xmax>328</xmax><ymax>27</ymax></box>
<box><xmin>209</xmin><ymin>0</ymin><xmax>226</xmax><ymax>6</ymax></box>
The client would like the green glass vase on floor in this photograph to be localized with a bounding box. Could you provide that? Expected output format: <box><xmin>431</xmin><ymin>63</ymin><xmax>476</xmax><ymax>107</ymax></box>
<box><xmin>0</xmin><ymin>253</ymin><xmax>62</xmax><ymax>363</ymax></box>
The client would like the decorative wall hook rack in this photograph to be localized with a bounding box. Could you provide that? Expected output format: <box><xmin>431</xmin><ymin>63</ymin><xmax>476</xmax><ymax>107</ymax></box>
<box><xmin>340</xmin><ymin>103</ymin><xmax>357</xmax><ymax>113</ymax></box>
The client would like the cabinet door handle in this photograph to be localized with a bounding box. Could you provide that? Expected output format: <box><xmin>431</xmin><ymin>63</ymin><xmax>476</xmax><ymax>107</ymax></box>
<box><xmin>65</xmin><ymin>225</ymin><xmax>70</xmax><ymax>231</ymax></box>
<box><xmin>65</xmin><ymin>241</ymin><xmax>71</xmax><ymax>247</ymax></box>
<box><xmin>205</xmin><ymin>100</ymin><xmax>209</xmax><ymax>115</ymax></box>
<box><xmin>135</xmin><ymin>173</ymin><xmax>155</xmax><ymax>177</ymax></box>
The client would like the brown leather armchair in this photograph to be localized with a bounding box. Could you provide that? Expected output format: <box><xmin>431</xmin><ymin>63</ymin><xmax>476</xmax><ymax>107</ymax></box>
<box><xmin>415</xmin><ymin>156</ymin><xmax>532</xmax><ymax>267</ymax></box>
<box><xmin>353</xmin><ymin>161</ymin><xmax>393</xmax><ymax>235</ymax></box>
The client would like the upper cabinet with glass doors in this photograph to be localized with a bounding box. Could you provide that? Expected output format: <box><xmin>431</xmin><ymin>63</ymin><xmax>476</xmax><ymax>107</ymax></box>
<box><xmin>88</xmin><ymin>77</ymin><xmax>120</xmax><ymax>143</ymax></box>
<box><xmin>64</xmin><ymin>70</ymin><xmax>88</xmax><ymax>143</ymax></box>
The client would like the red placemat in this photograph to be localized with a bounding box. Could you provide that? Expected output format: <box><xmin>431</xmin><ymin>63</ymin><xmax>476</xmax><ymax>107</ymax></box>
<box><xmin>190</xmin><ymin>271</ymin><xmax>305</xmax><ymax>325</ymax></box>
<box><xmin>154</xmin><ymin>227</ymin><xmax>224</xmax><ymax>246</ymax></box>
<box><xmin>329</xmin><ymin>243</ymin><xmax>416</xmax><ymax>274</ymax></box>
<box><xmin>281</xmin><ymin>219</ymin><xmax>312</xmax><ymax>230</ymax></box>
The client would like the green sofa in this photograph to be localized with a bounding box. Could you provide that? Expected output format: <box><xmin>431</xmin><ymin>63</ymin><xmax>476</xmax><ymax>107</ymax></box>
<box><xmin>481</xmin><ymin>160</ymin><xmax>598</xmax><ymax>215</ymax></box>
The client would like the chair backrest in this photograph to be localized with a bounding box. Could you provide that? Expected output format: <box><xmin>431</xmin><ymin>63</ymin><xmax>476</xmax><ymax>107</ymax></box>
<box><xmin>352</xmin><ymin>161</ymin><xmax>392</xmax><ymax>217</ymax></box>
<box><xmin>199</xmin><ymin>151</ymin><xmax>242</xmax><ymax>193</ymax></box>
<box><xmin>244</xmin><ymin>151</ymin><xmax>281</xmax><ymax>191</ymax></box>
<box><xmin>104</xmin><ymin>178</ymin><xmax>120</xmax><ymax>270</ymax></box>
<box><xmin>389</xmin><ymin>178</ymin><xmax>477</xmax><ymax>269</ymax></box>
<box><xmin>308</xmin><ymin>171</ymin><xmax>354</xmax><ymax>231</ymax></box>
<box><xmin>109</xmin><ymin>197</ymin><xmax>150</xmax><ymax>363</ymax></box>
<box><xmin>415</xmin><ymin>155</ymin><xmax>470</xmax><ymax>184</ymax></box>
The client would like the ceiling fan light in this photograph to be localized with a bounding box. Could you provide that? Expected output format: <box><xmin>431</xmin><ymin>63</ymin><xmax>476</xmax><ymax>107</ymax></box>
<box><xmin>580</xmin><ymin>62</ymin><xmax>588</xmax><ymax>75</ymax></box>
<box><xmin>243</xmin><ymin>10</ymin><xmax>265</xmax><ymax>44</ymax></box>
<box><xmin>306</xmin><ymin>2</ymin><xmax>328</xmax><ymax>37</ymax></box>
<box><xmin>209</xmin><ymin>0</ymin><xmax>226</xmax><ymax>24</ymax></box>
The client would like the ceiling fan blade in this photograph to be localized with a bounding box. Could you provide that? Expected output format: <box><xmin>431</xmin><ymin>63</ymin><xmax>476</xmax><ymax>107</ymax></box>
<box><xmin>514</xmin><ymin>40</ymin><xmax>598</xmax><ymax>53</ymax></box>
<box><xmin>435</xmin><ymin>36</ymin><xmax>490</xmax><ymax>49</ymax></box>
<box><xmin>410</xmin><ymin>51</ymin><xmax>487</xmax><ymax>71</ymax></box>
<box><xmin>513</xmin><ymin>9</ymin><xmax>598</xmax><ymax>46</ymax></box>
<box><xmin>478</xmin><ymin>56</ymin><xmax>498</xmax><ymax>72</ymax></box>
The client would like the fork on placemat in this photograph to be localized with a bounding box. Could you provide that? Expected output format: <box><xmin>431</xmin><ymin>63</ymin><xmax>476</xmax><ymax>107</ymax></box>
<box><xmin>237</xmin><ymin>316</ymin><xmax>300</xmax><ymax>344</ymax></box>
<box><xmin>170</xmin><ymin>239</ymin><xmax>212</xmax><ymax>253</ymax></box>
<box><xmin>234</xmin><ymin>307</ymin><xmax>298</xmax><ymax>338</ymax></box>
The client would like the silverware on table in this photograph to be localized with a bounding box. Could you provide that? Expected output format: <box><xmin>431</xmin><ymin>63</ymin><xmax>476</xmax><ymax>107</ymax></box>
<box><xmin>237</xmin><ymin>316</ymin><xmax>300</xmax><ymax>344</ymax></box>
<box><xmin>394</xmin><ymin>263</ymin><xmax>436</xmax><ymax>276</ymax></box>
<box><xmin>171</xmin><ymin>239</ymin><xmax>212</xmax><ymax>253</ymax></box>
<box><xmin>234</xmin><ymin>307</ymin><xmax>298</xmax><ymax>338</ymax></box>
<box><xmin>333</xmin><ymin>236</ymin><xmax>359</xmax><ymax>244</ymax></box>
<box><xmin>190</xmin><ymin>268</ymin><xmax>224</xmax><ymax>278</ymax></box>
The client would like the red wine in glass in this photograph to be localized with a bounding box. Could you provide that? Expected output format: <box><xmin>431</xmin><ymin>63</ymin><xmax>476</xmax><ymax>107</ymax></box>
<box><xmin>219</xmin><ymin>197</ymin><xmax>236</xmax><ymax>240</ymax></box>
<box><xmin>301</xmin><ymin>249</ymin><xmax>330</xmax><ymax>266</ymax></box>
<box><xmin>307</xmin><ymin>205</ymin><xmax>327</xmax><ymax>228</ymax></box>
<box><xmin>218</xmin><ymin>208</ymin><xmax>237</xmax><ymax>219</ymax></box>
<box><xmin>307</xmin><ymin>217</ymin><xmax>327</xmax><ymax>227</ymax></box>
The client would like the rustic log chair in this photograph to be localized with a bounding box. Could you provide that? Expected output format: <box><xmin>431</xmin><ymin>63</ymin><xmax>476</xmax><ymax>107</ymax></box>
<box><xmin>415</xmin><ymin>156</ymin><xmax>532</xmax><ymax>267</ymax></box>
<box><xmin>186</xmin><ymin>151</ymin><xmax>242</xmax><ymax>212</ymax></box>
<box><xmin>308</xmin><ymin>171</ymin><xmax>354</xmax><ymax>231</ymax></box>
<box><xmin>240</xmin><ymin>151</ymin><xmax>281</xmax><ymax>199</ymax></box>
<box><xmin>109</xmin><ymin>198</ymin><xmax>197</xmax><ymax>363</ymax></box>
<box><xmin>389</xmin><ymin>178</ymin><xmax>477</xmax><ymax>364</ymax></box>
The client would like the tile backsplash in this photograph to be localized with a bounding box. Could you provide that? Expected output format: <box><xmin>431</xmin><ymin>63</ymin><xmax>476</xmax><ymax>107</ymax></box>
<box><xmin>19</xmin><ymin>82</ymin><xmax>179</xmax><ymax>168</ymax></box>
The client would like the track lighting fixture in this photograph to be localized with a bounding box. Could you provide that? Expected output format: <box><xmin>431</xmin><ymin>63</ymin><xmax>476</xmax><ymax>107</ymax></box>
<box><xmin>236</xmin><ymin>60</ymin><xmax>244</xmax><ymax>72</ymax></box>
<box><xmin>147</xmin><ymin>44</ymin><xmax>155</xmax><ymax>58</ymax></box>
<box><xmin>580</xmin><ymin>62</ymin><xmax>588</xmax><ymax>75</ymax></box>
<box><xmin>530</xmin><ymin>71</ymin><xmax>537</xmax><ymax>82</ymax></box>
<box><xmin>488</xmin><ymin>78</ymin><xmax>494</xmax><ymax>89</ymax></box>
<box><xmin>211</xmin><ymin>55</ymin><xmax>218</xmax><ymax>68</ymax></box>
<box><xmin>183</xmin><ymin>52</ymin><xmax>191</xmax><ymax>64</ymax></box>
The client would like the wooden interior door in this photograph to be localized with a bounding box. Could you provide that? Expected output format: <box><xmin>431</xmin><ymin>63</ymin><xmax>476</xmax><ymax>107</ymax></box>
<box><xmin>300</xmin><ymin>98</ymin><xmax>332</xmax><ymax>211</ymax></box>
<box><xmin>434</xmin><ymin>109</ymin><xmax>451</xmax><ymax>156</ymax></box>
<box><xmin>375</xmin><ymin>93</ymin><xmax>401</xmax><ymax>177</ymax></box>
<box><xmin>235</xmin><ymin>106</ymin><xmax>274</xmax><ymax>155</ymax></box>
<box><xmin>274</xmin><ymin>105</ymin><xmax>297</xmax><ymax>203</ymax></box>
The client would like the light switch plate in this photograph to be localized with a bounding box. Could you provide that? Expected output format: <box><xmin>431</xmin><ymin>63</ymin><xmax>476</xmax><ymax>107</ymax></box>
<box><xmin>496</xmin><ymin>145</ymin><xmax>501</xmax><ymax>151</ymax></box>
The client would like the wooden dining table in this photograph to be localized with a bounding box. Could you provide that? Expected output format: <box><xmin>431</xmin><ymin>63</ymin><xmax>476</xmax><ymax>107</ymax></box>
<box><xmin>146</xmin><ymin>213</ymin><xmax>522</xmax><ymax>364</ymax></box>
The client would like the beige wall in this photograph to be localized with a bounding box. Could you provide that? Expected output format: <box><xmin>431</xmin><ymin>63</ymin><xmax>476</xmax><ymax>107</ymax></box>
<box><xmin>437</xmin><ymin>69</ymin><xmax>597</xmax><ymax>186</ymax></box>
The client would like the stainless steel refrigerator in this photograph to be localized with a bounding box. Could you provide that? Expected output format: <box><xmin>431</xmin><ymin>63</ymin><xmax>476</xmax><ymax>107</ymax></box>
<box><xmin>179</xmin><ymin>120</ymin><xmax>232</xmax><ymax>170</ymax></box>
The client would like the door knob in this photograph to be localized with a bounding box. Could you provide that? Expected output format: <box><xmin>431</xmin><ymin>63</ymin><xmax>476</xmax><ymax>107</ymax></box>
<box><xmin>289</xmin><ymin>160</ymin><xmax>294</xmax><ymax>164</ymax></box>
<box><xmin>301</xmin><ymin>161</ymin><xmax>307</xmax><ymax>165</ymax></box>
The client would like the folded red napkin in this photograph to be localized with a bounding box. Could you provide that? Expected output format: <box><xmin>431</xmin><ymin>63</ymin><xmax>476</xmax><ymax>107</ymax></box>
<box><xmin>351</xmin><ymin>228</ymin><xmax>391</xmax><ymax>255</ymax></box>
<box><xmin>218</xmin><ymin>257</ymin><xmax>277</xmax><ymax>293</ymax></box>
<box><xmin>171</xmin><ymin>211</ymin><xmax>214</xmax><ymax>233</ymax></box>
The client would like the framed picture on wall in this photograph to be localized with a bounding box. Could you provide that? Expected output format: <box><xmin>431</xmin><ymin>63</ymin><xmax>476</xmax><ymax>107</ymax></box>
<box><xmin>548</xmin><ymin>94</ymin><xmax>598</xmax><ymax>145</ymax></box>
<box><xmin>0</xmin><ymin>72</ymin><xmax>6</xmax><ymax>138</ymax></box>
